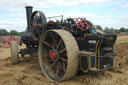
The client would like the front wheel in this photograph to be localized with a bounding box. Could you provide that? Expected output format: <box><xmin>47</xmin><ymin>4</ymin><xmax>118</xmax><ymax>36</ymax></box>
<box><xmin>10</xmin><ymin>41</ymin><xmax>19</xmax><ymax>64</ymax></box>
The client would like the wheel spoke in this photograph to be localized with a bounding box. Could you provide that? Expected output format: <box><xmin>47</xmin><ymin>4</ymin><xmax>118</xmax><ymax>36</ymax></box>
<box><xmin>62</xmin><ymin>61</ymin><xmax>66</xmax><ymax>72</ymax></box>
<box><xmin>44</xmin><ymin>41</ymin><xmax>53</xmax><ymax>48</ymax></box>
<box><xmin>60</xmin><ymin>57</ymin><xmax>67</xmax><ymax>62</ymax></box>
<box><xmin>51</xmin><ymin>33</ymin><xmax>57</xmax><ymax>46</ymax></box>
<box><xmin>60</xmin><ymin>41</ymin><xmax>63</xmax><ymax>48</ymax></box>
<box><xmin>50</xmin><ymin>62</ymin><xmax>56</xmax><ymax>68</ymax></box>
<box><xmin>52</xmin><ymin>41</ymin><xmax>55</xmax><ymax>48</ymax></box>
<box><xmin>59</xmin><ymin>48</ymin><xmax>66</xmax><ymax>54</ymax></box>
<box><xmin>56</xmin><ymin>39</ymin><xmax>62</xmax><ymax>49</ymax></box>
<box><xmin>56</xmin><ymin>65</ymin><xmax>60</xmax><ymax>77</ymax></box>
<box><xmin>58</xmin><ymin>62</ymin><xmax>65</xmax><ymax>72</ymax></box>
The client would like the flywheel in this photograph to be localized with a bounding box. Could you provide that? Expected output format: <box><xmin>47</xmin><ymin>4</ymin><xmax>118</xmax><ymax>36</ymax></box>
<box><xmin>38</xmin><ymin>30</ymin><xmax>79</xmax><ymax>81</ymax></box>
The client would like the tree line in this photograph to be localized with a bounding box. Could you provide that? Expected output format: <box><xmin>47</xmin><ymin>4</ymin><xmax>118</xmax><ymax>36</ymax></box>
<box><xmin>0</xmin><ymin>29</ymin><xmax>24</xmax><ymax>36</ymax></box>
<box><xmin>95</xmin><ymin>25</ymin><xmax>128</xmax><ymax>33</ymax></box>
<box><xmin>0</xmin><ymin>25</ymin><xmax>128</xmax><ymax>36</ymax></box>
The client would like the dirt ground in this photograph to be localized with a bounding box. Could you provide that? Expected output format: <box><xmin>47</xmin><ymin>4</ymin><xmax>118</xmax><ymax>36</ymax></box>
<box><xmin>0</xmin><ymin>34</ymin><xmax>128</xmax><ymax>85</ymax></box>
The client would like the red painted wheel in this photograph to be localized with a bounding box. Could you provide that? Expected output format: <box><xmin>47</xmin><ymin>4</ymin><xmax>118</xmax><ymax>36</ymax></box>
<box><xmin>75</xmin><ymin>18</ymin><xmax>88</xmax><ymax>31</ymax></box>
<box><xmin>38</xmin><ymin>30</ymin><xmax>79</xmax><ymax>81</ymax></box>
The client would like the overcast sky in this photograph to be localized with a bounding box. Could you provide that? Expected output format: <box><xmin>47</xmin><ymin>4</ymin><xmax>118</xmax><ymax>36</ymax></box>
<box><xmin>0</xmin><ymin>0</ymin><xmax>128</xmax><ymax>32</ymax></box>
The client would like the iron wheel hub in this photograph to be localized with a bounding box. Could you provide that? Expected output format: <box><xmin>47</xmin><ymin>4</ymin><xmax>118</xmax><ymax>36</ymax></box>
<box><xmin>49</xmin><ymin>49</ymin><xmax>59</xmax><ymax>62</ymax></box>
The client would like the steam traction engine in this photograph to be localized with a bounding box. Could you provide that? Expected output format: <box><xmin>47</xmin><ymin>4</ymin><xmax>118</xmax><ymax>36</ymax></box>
<box><xmin>10</xmin><ymin>6</ymin><xmax>117</xmax><ymax>81</ymax></box>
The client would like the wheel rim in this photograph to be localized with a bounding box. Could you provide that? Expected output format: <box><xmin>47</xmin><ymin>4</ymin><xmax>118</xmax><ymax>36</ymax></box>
<box><xmin>42</xmin><ymin>31</ymin><xmax>67</xmax><ymax>80</ymax></box>
<box><xmin>38</xmin><ymin>30</ymin><xmax>79</xmax><ymax>81</ymax></box>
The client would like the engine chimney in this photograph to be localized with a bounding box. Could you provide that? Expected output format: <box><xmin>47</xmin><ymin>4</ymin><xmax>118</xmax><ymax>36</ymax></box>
<box><xmin>25</xmin><ymin>6</ymin><xmax>33</xmax><ymax>29</ymax></box>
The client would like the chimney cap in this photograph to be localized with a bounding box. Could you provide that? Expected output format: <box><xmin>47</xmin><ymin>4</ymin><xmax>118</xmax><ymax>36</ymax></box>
<box><xmin>25</xmin><ymin>6</ymin><xmax>33</xmax><ymax>8</ymax></box>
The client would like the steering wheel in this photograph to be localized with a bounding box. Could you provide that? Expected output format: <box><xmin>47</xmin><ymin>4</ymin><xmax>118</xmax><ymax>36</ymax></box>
<box><xmin>75</xmin><ymin>18</ymin><xmax>88</xmax><ymax>31</ymax></box>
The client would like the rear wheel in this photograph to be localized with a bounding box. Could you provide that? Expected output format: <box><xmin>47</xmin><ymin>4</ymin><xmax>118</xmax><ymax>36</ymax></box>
<box><xmin>10</xmin><ymin>41</ymin><xmax>19</xmax><ymax>64</ymax></box>
<box><xmin>38</xmin><ymin>30</ymin><xmax>79</xmax><ymax>81</ymax></box>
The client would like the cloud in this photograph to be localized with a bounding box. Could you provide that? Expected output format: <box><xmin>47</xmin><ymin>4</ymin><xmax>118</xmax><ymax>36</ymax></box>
<box><xmin>0</xmin><ymin>20</ymin><xmax>26</xmax><ymax>32</ymax></box>
<box><xmin>34</xmin><ymin>0</ymin><xmax>108</xmax><ymax>8</ymax></box>
<box><xmin>119</xmin><ymin>16</ymin><xmax>128</xmax><ymax>19</ymax></box>
<box><xmin>0</xmin><ymin>0</ymin><xmax>109</xmax><ymax>11</ymax></box>
<box><xmin>8</xmin><ymin>14</ymin><xmax>25</xmax><ymax>18</ymax></box>
<box><xmin>0</xmin><ymin>0</ymin><xmax>127</xmax><ymax>31</ymax></box>
<box><xmin>0</xmin><ymin>13</ymin><xmax>128</xmax><ymax>32</ymax></box>
<box><xmin>0</xmin><ymin>20</ymin><xmax>25</xmax><ymax>25</ymax></box>
<box><xmin>0</xmin><ymin>0</ymin><xmax>27</xmax><ymax>11</ymax></box>
<box><xmin>0</xmin><ymin>10</ymin><xmax>125</xmax><ymax>32</ymax></box>
<box><xmin>121</xmin><ymin>4</ymin><xmax>128</xmax><ymax>8</ymax></box>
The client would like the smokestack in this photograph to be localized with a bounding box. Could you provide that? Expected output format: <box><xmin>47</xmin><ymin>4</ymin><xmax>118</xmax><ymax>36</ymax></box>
<box><xmin>25</xmin><ymin>6</ymin><xmax>33</xmax><ymax>29</ymax></box>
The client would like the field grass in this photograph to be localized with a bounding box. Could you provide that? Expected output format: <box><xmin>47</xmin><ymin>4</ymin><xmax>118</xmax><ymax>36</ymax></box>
<box><xmin>116</xmin><ymin>35</ymin><xmax>128</xmax><ymax>43</ymax></box>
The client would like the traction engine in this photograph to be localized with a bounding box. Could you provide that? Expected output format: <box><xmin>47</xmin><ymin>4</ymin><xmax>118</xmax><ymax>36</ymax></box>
<box><xmin>10</xmin><ymin>6</ymin><xmax>117</xmax><ymax>81</ymax></box>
